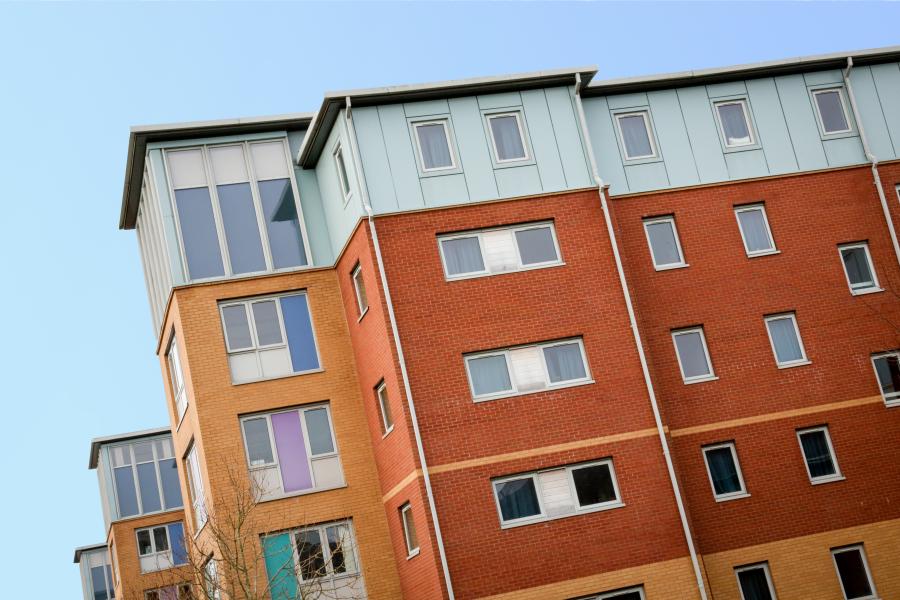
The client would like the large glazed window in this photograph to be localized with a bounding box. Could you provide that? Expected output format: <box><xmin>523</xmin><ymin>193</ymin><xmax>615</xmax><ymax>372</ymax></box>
<box><xmin>438</xmin><ymin>221</ymin><xmax>562</xmax><ymax>280</ymax></box>
<box><xmin>165</xmin><ymin>140</ymin><xmax>308</xmax><ymax>281</ymax></box>
<box><xmin>109</xmin><ymin>437</ymin><xmax>182</xmax><ymax>520</ymax></box>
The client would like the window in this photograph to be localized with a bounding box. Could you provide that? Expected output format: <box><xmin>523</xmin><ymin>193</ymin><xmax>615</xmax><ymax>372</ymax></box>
<box><xmin>144</xmin><ymin>585</ymin><xmax>192</xmax><ymax>600</ymax></box>
<box><xmin>109</xmin><ymin>437</ymin><xmax>182</xmax><ymax>519</ymax></box>
<box><xmin>185</xmin><ymin>443</ymin><xmax>207</xmax><ymax>529</ymax></box>
<box><xmin>333</xmin><ymin>144</ymin><xmax>352</xmax><ymax>202</ymax></box>
<box><xmin>239</xmin><ymin>404</ymin><xmax>343</xmax><ymax>501</ymax></box>
<box><xmin>136</xmin><ymin>523</ymin><xmax>187</xmax><ymax>573</ymax></box>
<box><xmin>616</xmin><ymin>111</ymin><xmax>657</xmax><ymax>160</ymax></box>
<box><xmin>702</xmin><ymin>442</ymin><xmax>748</xmax><ymax>501</ymax></box>
<box><xmin>438</xmin><ymin>221</ymin><xmax>562</xmax><ymax>280</ymax></box>
<box><xmin>203</xmin><ymin>558</ymin><xmax>220</xmax><ymax>600</ymax></box>
<box><xmin>735</xmin><ymin>563</ymin><xmax>777</xmax><ymax>600</ymax></box>
<box><xmin>592</xmin><ymin>588</ymin><xmax>645</xmax><ymax>600</ymax></box>
<box><xmin>400</xmin><ymin>502</ymin><xmax>419</xmax><ymax>557</ymax></box>
<box><xmin>81</xmin><ymin>548</ymin><xmax>115</xmax><ymax>600</ymax></box>
<box><xmin>219</xmin><ymin>292</ymin><xmax>320</xmax><ymax>384</ymax></box>
<box><xmin>351</xmin><ymin>264</ymin><xmax>368</xmax><ymax>318</ymax></box>
<box><xmin>643</xmin><ymin>216</ymin><xmax>686</xmax><ymax>270</ymax></box>
<box><xmin>413</xmin><ymin>120</ymin><xmax>456</xmax><ymax>171</ymax></box>
<box><xmin>797</xmin><ymin>426</ymin><xmax>842</xmax><ymax>484</ymax></box>
<box><xmin>165</xmin><ymin>141</ymin><xmax>308</xmax><ymax>281</ymax></box>
<box><xmin>872</xmin><ymin>351</ymin><xmax>900</xmax><ymax>405</ymax></box>
<box><xmin>167</xmin><ymin>336</ymin><xmax>187</xmax><ymax>422</ymax></box>
<box><xmin>715</xmin><ymin>99</ymin><xmax>755</xmax><ymax>147</ymax></box>
<box><xmin>376</xmin><ymin>381</ymin><xmax>394</xmax><ymax>436</ymax></box>
<box><xmin>813</xmin><ymin>88</ymin><xmax>852</xmax><ymax>135</ymax></box>
<box><xmin>839</xmin><ymin>243</ymin><xmax>880</xmax><ymax>294</ymax></box>
<box><xmin>672</xmin><ymin>328</ymin><xmax>716</xmax><ymax>384</ymax></box>
<box><xmin>735</xmin><ymin>204</ymin><xmax>777</xmax><ymax>256</ymax></box>
<box><xmin>261</xmin><ymin>521</ymin><xmax>361</xmax><ymax>594</ymax></box>
<box><xmin>465</xmin><ymin>338</ymin><xmax>591</xmax><ymax>401</ymax></box>
<box><xmin>764</xmin><ymin>313</ymin><xmax>809</xmax><ymax>368</ymax></box>
<box><xmin>493</xmin><ymin>459</ymin><xmax>622</xmax><ymax>527</ymax></box>
<box><xmin>487</xmin><ymin>112</ymin><xmax>529</xmax><ymax>162</ymax></box>
<box><xmin>831</xmin><ymin>545</ymin><xmax>877</xmax><ymax>600</ymax></box>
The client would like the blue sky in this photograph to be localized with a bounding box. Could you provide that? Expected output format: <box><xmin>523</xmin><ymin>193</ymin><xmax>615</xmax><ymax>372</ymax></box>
<box><xmin>0</xmin><ymin>2</ymin><xmax>897</xmax><ymax>596</ymax></box>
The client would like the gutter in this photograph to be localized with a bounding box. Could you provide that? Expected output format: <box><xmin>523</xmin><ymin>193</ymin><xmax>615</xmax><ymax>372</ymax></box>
<box><xmin>344</xmin><ymin>97</ymin><xmax>457</xmax><ymax>599</ymax></box>
<box><xmin>573</xmin><ymin>74</ymin><xmax>709</xmax><ymax>600</ymax></box>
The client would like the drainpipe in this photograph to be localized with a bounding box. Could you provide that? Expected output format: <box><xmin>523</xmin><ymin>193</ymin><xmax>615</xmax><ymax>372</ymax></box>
<box><xmin>573</xmin><ymin>75</ymin><xmax>709</xmax><ymax>600</ymax></box>
<box><xmin>842</xmin><ymin>58</ymin><xmax>900</xmax><ymax>270</ymax></box>
<box><xmin>344</xmin><ymin>97</ymin><xmax>457</xmax><ymax>600</ymax></box>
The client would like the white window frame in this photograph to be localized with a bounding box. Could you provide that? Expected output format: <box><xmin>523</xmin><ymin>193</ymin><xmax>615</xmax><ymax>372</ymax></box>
<box><xmin>486</xmin><ymin>111</ymin><xmax>530</xmax><ymax>163</ymax></box>
<box><xmin>671</xmin><ymin>327</ymin><xmax>717</xmax><ymax>384</ymax></box>
<box><xmin>144</xmin><ymin>584</ymin><xmax>192</xmax><ymax>600</ymax></box>
<box><xmin>812</xmin><ymin>88</ymin><xmax>853</xmax><ymax>135</ymax></box>
<box><xmin>734</xmin><ymin>204</ymin><xmax>778</xmax><ymax>257</ymax></box>
<box><xmin>595</xmin><ymin>587</ymin><xmax>646</xmax><ymax>600</ymax></box>
<box><xmin>735</xmin><ymin>563</ymin><xmax>777</xmax><ymax>600</ymax></box>
<box><xmin>714</xmin><ymin>99</ymin><xmax>756</xmax><ymax>148</ymax></box>
<box><xmin>464</xmin><ymin>337</ymin><xmax>592</xmax><ymax>402</ymax></box>
<box><xmin>615</xmin><ymin>110</ymin><xmax>658</xmax><ymax>160</ymax></box>
<box><xmin>438</xmin><ymin>221</ymin><xmax>563</xmax><ymax>281</ymax></box>
<box><xmin>332</xmin><ymin>143</ymin><xmax>352</xmax><ymax>204</ymax></box>
<box><xmin>376</xmin><ymin>381</ymin><xmax>394</xmax><ymax>437</ymax></box>
<box><xmin>166</xmin><ymin>335</ymin><xmax>188</xmax><ymax>424</ymax></box>
<box><xmin>135</xmin><ymin>523</ymin><xmax>182</xmax><ymax>573</ymax></box>
<box><xmin>399</xmin><ymin>502</ymin><xmax>420</xmax><ymax>558</ymax></box>
<box><xmin>831</xmin><ymin>545</ymin><xmax>877</xmax><ymax>600</ymax></box>
<box><xmin>702</xmin><ymin>442</ymin><xmax>749</xmax><ymax>502</ymax></box>
<box><xmin>290</xmin><ymin>520</ymin><xmax>360</xmax><ymax>582</ymax></box>
<box><xmin>796</xmin><ymin>426</ymin><xmax>843</xmax><ymax>485</ymax></box>
<box><xmin>838</xmin><ymin>242</ymin><xmax>881</xmax><ymax>295</ymax></box>
<box><xmin>109</xmin><ymin>436</ymin><xmax>180</xmax><ymax>519</ymax></box>
<box><xmin>351</xmin><ymin>263</ymin><xmax>369</xmax><ymax>319</ymax></box>
<box><xmin>764</xmin><ymin>313</ymin><xmax>810</xmax><ymax>369</ymax></box>
<box><xmin>185</xmin><ymin>442</ymin><xmax>207</xmax><ymax>530</ymax></box>
<box><xmin>642</xmin><ymin>216</ymin><xmax>688</xmax><ymax>270</ymax></box>
<box><xmin>412</xmin><ymin>119</ymin><xmax>458</xmax><ymax>172</ymax></box>
<box><xmin>204</xmin><ymin>557</ymin><xmax>221</xmax><ymax>600</ymax></box>
<box><xmin>871</xmin><ymin>351</ymin><xmax>900</xmax><ymax>406</ymax></box>
<box><xmin>491</xmin><ymin>472</ymin><xmax>546</xmax><ymax>527</ymax></box>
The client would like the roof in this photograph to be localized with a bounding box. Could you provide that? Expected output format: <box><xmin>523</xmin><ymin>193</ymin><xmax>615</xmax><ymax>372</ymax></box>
<box><xmin>73</xmin><ymin>543</ymin><xmax>107</xmax><ymax>563</ymax></box>
<box><xmin>119</xmin><ymin>113</ymin><xmax>314</xmax><ymax>230</ymax></box>
<box><xmin>88</xmin><ymin>426</ymin><xmax>171</xmax><ymax>469</ymax></box>
<box><xmin>583</xmin><ymin>45</ymin><xmax>900</xmax><ymax>96</ymax></box>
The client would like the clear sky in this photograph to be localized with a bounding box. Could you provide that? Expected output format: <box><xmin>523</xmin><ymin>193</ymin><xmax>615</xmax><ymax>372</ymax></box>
<box><xmin>0</xmin><ymin>1</ymin><xmax>897</xmax><ymax>596</ymax></box>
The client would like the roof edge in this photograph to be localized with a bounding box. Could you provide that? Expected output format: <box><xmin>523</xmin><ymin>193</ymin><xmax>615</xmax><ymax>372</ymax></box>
<box><xmin>88</xmin><ymin>426</ymin><xmax>171</xmax><ymax>469</ymax></box>
<box><xmin>74</xmin><ymin>542</ymin><xmax>108</xmax><ymax>563</ymax></box>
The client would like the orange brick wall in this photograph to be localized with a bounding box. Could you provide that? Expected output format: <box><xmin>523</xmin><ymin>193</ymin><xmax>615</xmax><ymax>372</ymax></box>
<box><xmin>107</xmin><ymin>509</ymin><xmax>189</xmax><ymax>600</ymax></box>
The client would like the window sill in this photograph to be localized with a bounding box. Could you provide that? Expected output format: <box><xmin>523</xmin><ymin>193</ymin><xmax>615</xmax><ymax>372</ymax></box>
<box><xmin>257</xmin><ymin>482</ymin><xmax>347</xmax><ymax>504</ymax></box>
<box><xmin>357</xmin><ymin>307</ymin><xmax>369</xmax><ymax>323</ymax></box>
<box><xmin>232</xmin><ymin>367</ymin><xmax>325</xmax><ymax>386</ymax></box>
<box><xmin>851</xmin><ymin>287</ymin><xmax>884</xmax><ymax>296</ymax></box>
<box><xmin>654</xmin><ymin>262</ymin><xmax>689</xmax><ymax>272</ymax></box>
<box><xmin>472</xmin><ymin>379</ymin><xmax>595</xmax><ymax>403</ymax></box>
<box><xmin>683</xmin><ymin>375</ymin><xmax>719</xmax><ymax>386</ymax></box>
<box><xmin>111</xmin><ymin>507</ymin><xmax>185</xmax><ymax>525</ymax></box>
<box><xmin>499</xmin><ymin>501</ymin><xmax>625</xmax><ymax>530</ymax></box>
<box><xmin>746</xmin><ymin>249</ymin><xmax>780</xmax><ymax>258</ymax></box>
<box><xmin>406</xmin><ymin>548</ymin><xmax>420</xmax><ymax>560</ymax></box>
<box><xmin>776</xmin><ymin>360</ymin><xmax>811</xmax><ymax>370</ymax></box>
<box><xmin>445</xmin><ymin>261</ymin><xmax>565</xmax><ymax>282</ymax></box>
<box><xmin>884</xmin><ymin>398</ymin><xmax>900</xmax><ymax>408</ymax></box>
<box><xmin>810</xmin><ymin>475</ymin><xmax>846</xmax><ymax>486</ymax></box>
<box><xmin>381</xmin><ymin>426</ymin><xmax>394</xmax><ymax>439</ymax></box>
<box><xmin>714</xmin><ymin>492</ymin><xmax>750</xmax><ymax>503</ymax></box>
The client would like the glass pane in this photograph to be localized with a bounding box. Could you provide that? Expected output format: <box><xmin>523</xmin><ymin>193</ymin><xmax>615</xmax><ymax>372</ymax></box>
<box><xmin>159</xmin><ymin>458</ymin><xmax>183</xmax><ymax>509</ymax></box>
<box><xmin>768</xmin><ymin>317</ymin><xmax>803</xmax><ymax>363</ymax></box>
<box><xmin>353</xmin><ymin>268</ymin><xmax>368</xmax><ymax>313</ymax></box>
<box><xmin>134</xmin><ymin>442</ymin><xmax>154</xmax><ymax>463</ymax></box>
<box><xmin>378</xmin><ymin>386</ymin><xmax>394</xmax><ymax>432</ymax></box>
<box><xmin>571</xmin><ymin>463</ymin><xmax>616</xmax><ymax>506</ymax></box>
<box><xmin>167</xmin><ymin>149</ymin><xmax>207</xmax><ymax>189</ymax></box>
<box><xmin>137</xmin><ymin>462</ymin><xmax>162</xmax><ymax>513</ymax></box>
<box><xmin>174</xmin><ymin>187</ymin><xmax>225</xmax><ymax>280</ymax></box>
<box><xmin>718</xmin><ymin>102</ymin><xmax>752</xmax><ymax>145</ymax></box>
<box><xmin>416</xmin><ymin>123</ymin><xmax>453</xmax><ymax>169</ymax></box>
<box><xmin>800</xmin><ymin>431</ymin><xmax>836</xmax><ymax>478</ymax></box>
<box><xmin>252</xmin><ymin>300</ymin><xmax>283</xmax><ymax>346</ymax></box>
<box><xmin>217</xmin><ymin>182</ymin><xmax>267</xmax><ymax>274</ymax></box>
<box><xmin>706</xmin><ymin>447</ymin><xmax>742</xmax><ymax>495</ymax></box>
<box><xmin>114</xmin><ymin>466</ymin><xmax>139</xmax><ymax>517</ymax></box>
<box><xmin>489</xmin><ymin>115</ymin><xmax>527</xmax><ymax>161</ymax></box>
<box><xmin>842</xmin><ymin>247</ymin><xmax>874</xmax><ymax>288</ymax></box>
<box><xmin>209</xmin><ymin>145</ymin><xmax>248</xmax><ymax>184</ymax></box>
<box><xmin>515</xmin><ymin>227</ymin><xmax>558</xmax><ymax>265</ymax></box>
<box><xmin>468</xmin><ymin>354</ymin><xmax>513</xmax><ymax>396</ymax></box>
<box><xmin>296</xmin><ymin>529</ymin><xmax>326</xmax><ymax>580</ymax></box>
<box><xmin>874</xmin><ymin>355</ymin><xmax>900</xmax><ymax>398</ymax></box>
<box><xmin>242</xmin><ymin>418</ymin><xmax>275</xmax><ymax>466</ymax></box>
<box><xmin>645</xmin><ymin>221</ymin><xmax>682</xmax><ymax>266</ymax></box>
<box><xmin>137</xmin><ymin>530</ymin><xmax>153</xmax><ymax>555</ymax></box>
<box><xmin>153</xmin><ymin>527</ymin><xmax>169</xmax><ymax>552</ymax></box>
<box><xmin>110</xmin><ymin>445</ymin><xmax>131</xmax><ymax>467</ymax></box>
<box><xmin>737</xmin><ymin>209</ymin><xmax>773</xmax><ymax>253</ymax></box>
<box><xmin>326</xmin><ymin>525</ymin><xmax>356</xmax><ymax>574</ymax></box>
<box><xmin>441</xmin><ymin>237</ymin><xmax>485</xmax><ymax>276</ymax></box>
<box><xmin>304</xmin><ymin>408</ymin><xmax>335</xmax><ymax>455</ymax></box>
<box><xmin>259</xmin><ymin>179</ymin><xmax>307</xmax><ymax>269</ymax></box>
<box><xmin>335</xmin><ymin>150</ymin><xmax>351</xmax><ymax>195</ymax></box>
<box><xmin>155</xmin><ymin>438</ymin><xmax>174</xmax><ymax>460</ymax></box>
<box><xmin>250</xmin><ymin>141</ymin><xmax>290</xmax><ymax>181</ymax></box>
<box><xmin>496</xmin><ymin>478</ymin><xmax>541</xmax><ymax>521</ymax></box>
<box><xmin>543</xmin><ymin>343</ymin><xmax>587</xmax><ymax>383</ymax></box>
<box><xmin>280</xmin><ymin>294</ymin><xmax>320</xmax><ymax>372</ymax></box>
<box><xmin>674</xmin><ymin>332</ymin><xmax>711</xmax><ymax>379</ymax></box>
<box><xmin>402</xmin><ymin>507</ymin><xmax>419</xmax><ymax>552</ymax></box>
<box><xmin>619</xmin><ymin>114</ymin><xmax>654</xmax><ymax>158</ymax></box>
<box><xmin>222</xmin><ymin>305</ymin><xmax>253</xmax><ymax>350</ymax></box>
<box><xmin>90</xmin><ymin>565</ymin><xmax>110</xmax><ymax>600</ymax></box>
<box><xmin>605</xmin><ymin>593</ymin><xmax>642</xmax><ymax>600</ymax></box>
<box><xmin>737</xmin><ymin>567</ymin><xmax>773</xmax><ymax>600</ymax></box>
<box><xmin>816</xmin><ymin>91</ymin><xmax>850</xmax><ymax>133</ymax></box>
<box><xmin>834</xmin><ymin>549</ymin><xmax>873</xmax><ymax>598</ymax></box>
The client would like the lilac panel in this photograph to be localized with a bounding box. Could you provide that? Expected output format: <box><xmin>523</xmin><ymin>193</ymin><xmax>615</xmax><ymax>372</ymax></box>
<box><xmin>271</xmin><ymin>411</ymin><xmax>313</xmax><ymax>492</ymax></box>
<box><xmin>159</xmin><ymin>587</ymin><xmax>178</xmax><ymax>600</ymax></box>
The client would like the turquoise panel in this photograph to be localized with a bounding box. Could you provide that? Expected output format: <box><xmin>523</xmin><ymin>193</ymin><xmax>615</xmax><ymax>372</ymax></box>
<box><xmin>724</xmin><ymin>149</ymin><xmax>769</xmax><ymax>179</ymax></box>
<box><xmin>851</xmin><ymin>66</ymin><xmax>895</xmax><ymax>160</ymax></box>
<box><xmin>607</xmin><ymin>92</ymin><xmax>649</xmax><ymax>110</ymax></box>
<box><xmin>625</xmin><ymin>161</ymin><xmax>669</xmax><ymax>192</ymax></box>
<box><xmin>546</xmin><ymin>86</ymin><xmax>592</xmax><ymax>188</ymax></box>
<box><xmin>677</xmin><ymin>86</ymin><xmax>729</xmax><ymax>182</ymax></box>
<box><xmin>647</xmin><ymin>89</ymin><xmax>698</xmax><ymax>187</ymax></box>
<box><xmin>287</xmin><ymin>131</ymin><xmax>334</xmax><ymax>266</ymax></box>
<box><xmin>262</xmin><ymin>534</ymin><xmax>298</xmax><ymax>600</ymax></box>
<box><xmin>315</xmin><ymin>117</ymin><xmax>364</xmax><ymax>258</ymax></box>
<box><xmin>495</xmin><ymin>164</ymin><xmax>542</xmax><ymax>197</ymax></box>
<box><xmin>746</xmin><ymin>78</ymin><xmax>798</xmax><ymax>174</ymax></box>
<box><xmin>774</xmin><ymin>75</ymin><xmax>828</xmax><ymax>171</ymax></box>
<box><xmin>477</xmin><ymin>91</ymin><xmax>523</xmax><ymax>110</ymax></box>
<box><xmin>804</xmin><ymin>69</ymin><xmax>843</xmax><ymax>86</ymax></box>
<box><xmin>403</xmin><ymin>99</ymin><xmax>451</xmax><ymax>118</ymax></box>
<box><xmin>448</xmin><ymin>96</ymin><xmax>498</xmax><ymax>202</ymax></box>
<box><xmin>521</xmin><ymin>89</ymin><xmax>566</xmax><ymax>191</ymax></box>
<box><xmin>706</xmin><ymin>81</ymin><xmax>747</xmax><ymax>98</ymax></box>
<box><xmin>149</xmin><ymin>149</ymin><xmax>186</xmax><ymax>285</ymax></box>
<box><xmin>377</xmin><ymin>104</ymin><xmax>425</xmax><ymax>211</ymax></box>
<box><xmin>823</xmin><ymin>136</ymin><xmax>866</xmax><ymax>167</ymax></box>
<box><xmin>871</xmin><ymin>63</ymin><xmax>900</xmax><ymax>158</ymax></box>
<box><xmin>353</xmin><ymin>107</ymin><xmax>398</xmax><ymax>212</ymax></box>
<box><xmin>582</xmin><ymin>97</ymin><xmax>628</xmax><ymax>194</ymax></box>
<box><xmin>422</xmin><ymin>173</ymin><xmax>470</xmax><ymax>207</ymax></box>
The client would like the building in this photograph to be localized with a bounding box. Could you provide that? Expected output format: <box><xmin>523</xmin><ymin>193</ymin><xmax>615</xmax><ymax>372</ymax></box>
<box><xmin>77</xmin><ymin>46</ymin><xmax>900</xmax><ymax>600</ymax></box>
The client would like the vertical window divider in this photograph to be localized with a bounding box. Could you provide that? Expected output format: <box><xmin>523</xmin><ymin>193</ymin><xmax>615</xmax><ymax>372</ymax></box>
<box><xmin>200</xmin><ymin>146</ymin><xmax>234</xmax><ymax>277</ymax></box>
<box><xmin>241</xmin><ymin>140</ymin><xmax>276</xmax><ymax>273</ymax></box>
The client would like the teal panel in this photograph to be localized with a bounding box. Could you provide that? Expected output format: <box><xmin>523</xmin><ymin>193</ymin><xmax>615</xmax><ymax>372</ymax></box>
<box><xmin>871</xmin><ymin>63</ymin><xmax>900</xmax><ymax>159</ymax></box>
<box><xmin>849</xmin><ymin>67</ymin><xmax>893</xmax><ymax>159</ymax></box>
<box><xmin>288</xmin><ymin>131</ymin><xmax>333</xmax><ymax>267</ymax></box>
<box><xmin>421</xmin><ymin>173</ymin><xmax>470</xmax><ymax>207</ymax></box>
<box><xmin>149</xmin><ymin>149</ymin><xmax>186</xmax><ymax>285</ymax></box>
<box><xmin>823</xmin><ymin>136</ymin><xmax>866</xmax><ymax>167</ymax></box>
<box><xmin>521</xmin><ymin>89</ymin><xmax>566</xmax><ymax>191</ymax></box>
<box><xmin>477</xmin><ymin>91</ymin><xmax>523</xmax><ymax>110</ymax></box>
<box><xmin>494</xmin><ymin>165</ymin><xmax>542</xmax><ymax>197</ymax></box>
<box><xmin>546</xmin><ymin>86</ymin><xmax>592</xmax><ymax>188</ymax></box>
<box><xmin>448</xmin><ymin>96</ymin><xmax>498</xmax><ymax>202</ymax></box>
<box><xmin>677</xmin><ymin>86</ymin><xmax>729</xmax><ymax>183</ymax></box>
<box><xmin>582</xmin><ymin>97</ymin><xmax>628</xmax><ymax>194</ymax></box>
<box><xmin>607</xmin><ymin>92</ymin><xmax>649</xmax><ymax>110</ymax></box>
<box><xmin>724</xmin><ymin>149</ymin><xmax>769</xmax><ymax>179</ymax></box>
<box><xmin>315</xmin><ymin>118</ymin><xmax>364</xmax><ymax>258</ymax></box>
<box><xmin>625</xmin><ymin>161</ymin><xmax>669</xmax><ymax>192</ymax></box>
<box><xmin>706</xmin><ymin>81</ymin><xmax>747</xmax><ymax>98</ymax></box>
<box><xmin>403</xmin><ymin>99</ymin><xmax>451</xmax><ymax>118</ymax></box>
<box><xmin>353</xmin><ymin>107</ymin><xmax>398</xmax><ymax>212</ymax></box>
<box><xmin>774</xmin><ymin>75</ymin><xmax>828</xmax><ymax>171</ymax></box>
<box><xmin>803</xmin><ymin>69</ymin><xmax>843</xmax><ymax>86</ymax></box>
<box><xmin>746</xmin><ymin>78</ymin><xmax>798</xmax><ymax>174</ymax></box>
<box><xmin>647</xmin><ymin>89</ymin><xmax>698</xmax><ymax>187</ymax></box>
<box><xmin>377</xmin><ymin>104</ymin><xmax>425</xmax><ymax>212</ymax></box>
<box><xmin>263</xmin><ymin>534</ymin><xmax>298</xmax><ymax>600</ymax></box>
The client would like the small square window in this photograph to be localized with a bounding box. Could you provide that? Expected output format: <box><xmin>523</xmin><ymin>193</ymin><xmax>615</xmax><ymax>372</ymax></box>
<box><xmin>672</xmin><ymin>327</ymin><xmax>715</xmax><ymax>383</ymax></box>
<box><xmin>764</xmin><ymin>313</ymin><xmax>809</xmax><ymax>368</ymax></box>
<box><xmin>871</xmin><ymin>352</ymin><xmax>900</xmax><ymax>406</ymax></box>
<box><xmin>735</xmin><ymin>204</ymin><xmax>777</xmax><ymax>256</ymax></box>
<box><xmin>797</xmin><ymin>426</ymin><xmax>842</xmax><ymax>484</ymax></box>
<box><xmin>333</xmin><ymin>144</ymin><xmax>352</xmax><ymax>202</ymax></box>
<box><xmin>351</xmin><ymin>263</ymin><xmax>368</xmax><ymax>318</ymax></box>
<box><xmin>839</xmin><ymin>243</ymin><xmax>880</xmax><ymax>294</ymax></box>
<box><xmin>376</xmin><ymin>381</ymin><xmax>394</xmax><ymax>436</ymax></box>
<box><xmin>813</xmin><ymin>89</ymin><xmax>852</xmax><ymax>135</ymax></box>
<box><xmin>702</xmin><ymin>442</ymin><xmax>748</xmax><ymax>501</ymax></box>
<box><xmin>493</xmin><ymin>476</ymin><xmax>543</xmax><ymax>523</ymax></box>
<box><xmin>616</xmin><ymin>111</ymin><xmax>657</xmax><ymax>160</ymax></box>
<box><xmin>735</xmin><ymin>563</ymin><xmax>777</xmax><ymax>600</ymax></box>
<box><xmin>413</xmin><ymin>120</ymin><xmax>456</xmax><ymax>171</ymax></box>
<box><xmin>643</xmin><ymin>216</ymin><xmax>687</xmax><ymax>270</ymax></box>
<box><xmin>831</xmin><ymin>545</ymin><xmax>877</xmax><ymax>600</ymax></box>
<box><xmin>399</xmin><ymin>502</ymin><xmax>420</xmax><ymax>557</ymax></box>
<box><xmin>715</xmin><ymin>100</ymin><xmax>755</xmax><ymax>147</ymax></box>
<box><xmin>487</xmin><ymin>112</ymin><xmax>529</xmax><ymax>162</ymax></box>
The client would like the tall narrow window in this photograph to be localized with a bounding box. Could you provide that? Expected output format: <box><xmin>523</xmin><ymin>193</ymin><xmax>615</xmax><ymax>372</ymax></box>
<box><xmin>413</xmin><ymin>120</ymin><xmax>456</xmax><ymax>171</ymax></box>
<box><xmin>715</xmin><ymin>100</ymin><xmax>755</xmax><ymax>147</ymax></box>
<box><xmin>831</xmin><ymin>545</ymin><xmax>877</xmax><ymax>600</ymax></box>
<box><xmin>764</xmin><ymin>313</ymin><xmax>808</xmax><ymax>368</ymax></box>
<box><xmin>643</xmin><ymin>216</ymin><xmax>687</xmax><ymax>270</ymax></box>
<box><xmin>400</xmin><ymin>503</ymin><xmax>420</xmax><ymax>557</ymax></box>
<box><xmin>439</xmin><ymin>222</ymin><xmax>561</xmax><ymax>280</ymax></box>
<box><xmin>672</xmin><ymin>327</ymin><xmax>715</xmax><ymax>383</ymax></box>
<box><xmin>185</xmin><ymin>443</ymin><xmax>207</xmax><ymax>529</ymax></box>
<box><xmin>813</xmin><ymin>89</ymin><xmax>852</xmax><ymax>134</ymax></box>
<box><xmin>204</xmin><ymin>558</ymin><xmax>221</xmax><ymax>600</ymax></box>
<box><xmin>376</xmin><ymin>381</ymin><xmax>394</xmax><ymax>435</ymax></box>
<box><xmin>167</xmin><ymin>336</ymin><xmax>187</xmax><ymax>422</ymax></box>
<box><xmin>872</xmin><ymin>351</ymin><xmax>900</xmax><ymax>405</ymax></box>
<box><xmin>735</xmin><ymin>204</ymin><xmax>777</xmax><ymax>256</ymax></box>
<box><xmin>735</xmin><ymin>563</ymin><xmax>777</xmax><ymax>600</ymax></box>
<box><xmin>351</xmin><ymin>264</ymin><xmax>368</xmax><ymax>318</ymax></box>
<box><xmin>797</xmin><ymin>426</ymin><xmax>842</xmax><ymax>484</ymax></box>
<box><xmin>839</xmin><ymin>243</ymin><xmax>879</xmax><ymax>294</ymax></box>
<box><xmin>702</xmin><ymin>442</ymin><xmax>748</xmax><ymax>501</ymax></box>
<box><xmin>616</xmin><ymin>111</ymin><xmax>656</xmax><ymax>160</ymax></box>
<box><xmin>487</xmin><ymin>112</ymin><xmax>528</xmax><ymax>162</ymax></box>
<box><xmin>333</xmin><ymin>144</ymin><xmax>351</xmax><ymax>202</ymax></box>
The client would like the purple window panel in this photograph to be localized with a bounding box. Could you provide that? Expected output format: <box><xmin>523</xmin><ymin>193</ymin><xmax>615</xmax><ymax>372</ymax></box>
<box><xmin>271</xmin><ymin>411</ymin><xmax>313</xmax><ymax>492</ymax></box>
<box><xmin>159</xmin><ymin>587</ymin><xmax>178</xmax><ymax>600</ymax></box>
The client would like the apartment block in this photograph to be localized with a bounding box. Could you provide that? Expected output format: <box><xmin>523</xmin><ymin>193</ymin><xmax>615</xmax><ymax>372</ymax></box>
<box><xmin>77</xmin><ymin>46</ymin><xmax>900</xmax><ymax>600</ymax></box>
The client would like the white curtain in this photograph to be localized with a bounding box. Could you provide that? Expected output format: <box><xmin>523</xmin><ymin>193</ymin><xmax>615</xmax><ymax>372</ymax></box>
<box><xmin>490</xmin><ymin>116</ymin><xmax>526</xmax><ymax>160</ymax></box>
<box><xmin>469</xmin><ymin>355</ymin><xmax>512</xmax><ymax>396</ymax></box>
<box><xmin>769</xmin><ymin>318</ymin><xmax>803</xmax><ymax>362</ymax></box>
<box><xmin>718</xmin><ymin>103</ymin><xmax>751</xmax><ymax>144</ymax></box>
<box><xmin>543</xmin><ymin>344</ymin><xmax>586</xmax><ymax>383</ymax></box>
<box><xmin>738</xmin><ymin>210</ymin><xmax>772</xmax><ymax>252</ymax></box>
<box><xmin>417</xmin><ymin>124</ymin><xmax>452</xmax><ymax>169</ymax></box>
<box><xmin>442</xmin><ymin>237</ymin><xmax>484</xmax><ymax>276</ymax></box>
